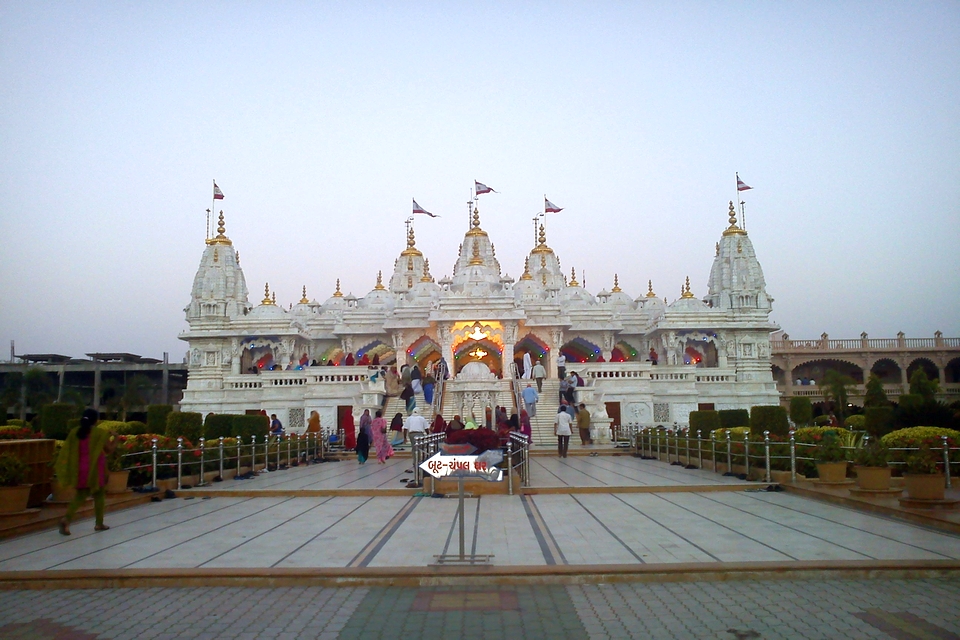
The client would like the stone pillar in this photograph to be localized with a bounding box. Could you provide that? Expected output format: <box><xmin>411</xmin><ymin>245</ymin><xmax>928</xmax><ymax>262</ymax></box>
<box><xmin>93</xmin><ymin>365</ymin><xmax>101</xmax><ymax>411</ymax></box>
<box><xmin>899</xmin><ymin>357</ymin><xmax>909</xmax><ymax>389</ymax></box>
<box><xmin>783</xmin><ymin>356</ymin><xmax>793</xmax><ymax>398</ymax></box>
<box><xmin>163</xmin><ymin>352</ymin><xmax>170</xmax><ymax>404</ymax></box>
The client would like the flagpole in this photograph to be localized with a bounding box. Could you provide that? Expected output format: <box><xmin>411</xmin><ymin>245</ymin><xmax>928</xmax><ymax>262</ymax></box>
<box><xmin>736</xmin><ymin>172</ymin><xmax>747</xmax><ymax>231</ymax></box>
<box><xmin>210</xmin><ymin>180</ymin><xmax>217</xmax><ymax>240</ymax></box>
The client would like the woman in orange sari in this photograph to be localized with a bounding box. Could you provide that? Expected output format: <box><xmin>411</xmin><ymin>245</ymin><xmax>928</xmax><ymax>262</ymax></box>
<box><xmin>343</xmin><ymin>411</ymin><xmax>357</xmax><ymax>450</ymax></box>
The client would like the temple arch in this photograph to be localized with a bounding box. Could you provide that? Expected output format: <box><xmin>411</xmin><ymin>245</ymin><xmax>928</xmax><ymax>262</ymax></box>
<box><xmin>790</xmin><ymin>358</ymin><xmax>864</xmax><ymax>384</ymax></box>
<box><xmin>611</xmin><ymin>341</ymin><xmax>639</xmax><ymax>362</ymax></box>
<box><xmin>453</xmin><ymin>337</ymin><xmax>502</xmax><ymax>377</ymax></box>
<box><xmin>561</xmin><ymin>337</ymin><xmax>602</xmax><ymax>364</ymax></box>
<box><xmin>514</xmin><ymin>333</ymin><xmax>550</xmax><ymax>372</ymax></box>
<box><xmin>407</xmin><ymin>335</ymin><xmax>442</xmax><ymax>373</ymax></box>
<box><xmin>946</xmin><ymin>357</ymin><xmax>960</xmax><ymax>384</ymax></box>
<box><xmin>357</xmin><ymin>339</ymin><xmax>395</xmax><ymax>365</ymax></box>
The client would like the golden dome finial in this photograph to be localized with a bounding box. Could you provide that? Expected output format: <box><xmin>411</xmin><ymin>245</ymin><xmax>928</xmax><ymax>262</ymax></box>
<box><xmin>469</xmin><ymin>240</ymin><xmax>483</xmax><ymax>265</ymax></box>
<box><xmin>681</xmin><ymin>276</ymin><xmax>695</xmax><ymax>298</ymax></box>
<box><xmin>568</xmin><ymin>267</ymin><xmax>579</xmax><ymax>287</ymax></box>
<box><xmin>421</xmin><ymin>258</ymin><xmax>433</xmax><ymax>282</ymax></box>
<box><xmin>472</xmin><ymin>207</ymin><xmax>481</xmax><ymax>228</ymax></box>
<box><xmin>262</xmin><ymin>283</ymin><xmax>273</xmax><ymax>305</ymax></box>
<box><xmin>400</xmin><ymin>223</ymin><xmax>423</xmax><ymax>256</ymax></box>
<box><xmin>645</xmin><ymin>279</ymin><xmax>657</xmax><ymax>298</ymax></box>
<box><xmin>333</xmin><ymin>278</ymin><xmax>343</xmax><ymax>297</ymax></box>
<box><xmin>207</xmin><ymin>210</ymin><xmax>233</xmax><ymax>245</ymax></box>
<box><xmin>521</xmin><ymin>256</ymin><xmax>533</xmax><ymax>280</ymax></box>
<box><xmin>531</xmin><ymin>223</ymin><xmax>554</xmax><ymax>254</ymax></box>
<box><xmin>271</xmin><ymin>291</ymin><xmax>276</xmax><ymax>304</ymax></box>
<box><xmin>612</xmin><ymin>274</ymin><xmax>621</xmax><ymax>293</ymax></box>
<box><xmin>375</xmin><ymin>270</ymin><xmax>385</xmax><ymax>290</ymax></box>
<box><xmin>465</xmin><ymin>206</ymin><xmax>488</xmax><ymax>237</ymax></box>
<box><xmin>300</xmin><ymin>286</ymin><xmax>309</xmax><ymax>304</ymax></box>
<box><xmin>722</xmin><ymin>201</ymin><xmax>746</xmax><ymax>236</ymax></box>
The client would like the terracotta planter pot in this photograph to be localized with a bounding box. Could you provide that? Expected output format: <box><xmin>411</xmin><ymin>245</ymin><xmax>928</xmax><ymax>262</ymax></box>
<box><xmin>0</xmin><ymin>485</ymin><xmax>32</xmax><ymax>514</ymax></box>
<box><xmin>816</xmin><ymin>461</ymin><xmax>848</xmax><ymax>483</ymax></box>
<box><xmin>106</xmin><ymin>470</ymin><xmax>130</xmax><ymax>494</ymax></box>
<box><xmin>50</xmin><ymin>479</ymin><xmax>76</xmax><ymax>503</ymax></box>
<box><xmin>855</xmin><ymin>466</ymin><xmax>891</xmax><ymax>491</ymax></box>
<box><xmin>904</xmin><ymin>474</ymin><xmax>945</xmax><ymax>501</ymax></box>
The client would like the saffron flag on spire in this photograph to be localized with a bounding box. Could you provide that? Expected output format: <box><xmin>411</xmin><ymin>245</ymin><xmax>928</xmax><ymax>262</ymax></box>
<box><xmin>736</xmin><ymin>174</ymin><xmax>752</xmax><ymax>192</ymax></box>
<box><xmin>544</xmin><ymin>197</ymin><xmax>563</xmax><ymax>213</ymax></box>
<box><xmin>213</xmin><ymin>182</ymin><xmax>225</xmax><ymax>199</ymax></box>
<box><xmin>474</xmin><ymin>181</ymin><xmax>497</xmax><ymax>195</ymax></box>
<box><xmin>412</xmin><ymin>199</ymin><xmax>438</xmax><ymax>218</ymax></box>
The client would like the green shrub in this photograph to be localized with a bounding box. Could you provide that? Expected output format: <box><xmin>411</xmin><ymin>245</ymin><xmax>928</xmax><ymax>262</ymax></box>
<box><xmin>813</xmin><ymin>415</ymin><xmax>832</xmax><ymax>426</ymax></box>
<box><xmin>147</xmin><ymin>405</ymin><xmax>174</xmax><ymax>434</ymax></box>
<box><xmin>864</xmin><ymin>406</ymin><xmax>895</xmax><ymax>438</ymax></box>
<box><xmin>165</xmin><ymin>411</ymin><xmax>203</xmax><ymax>442</ymax></box>
<box><xmin>40</xmin><ymin>403</ymin><xmax>78</xmax><ymax>440</ymax></box>
<box><xmin>688</xmin><ymin>410</ymin><xmax>721</xmax><ymax>434</ymax></box>
<box><xmin>5</xmin><ymin>419</ymin><xmax>27</xmax><ymax>428</ymax></box>
<box><xmin>231</xmin><ymin>414</ymin><xmax>269</xmax><ymax>440</ymax></box>
<box><xmin>793</xmin><ymin>426</ymin><xmax>851</xmax><ymax>442</ymax></box>
<box><xmin>854</xmin><ymin>441</ymin><xmax>889</xmax><ymax>467</ymax></box>
<box><xmin>844</xmin><ymin>414</ymin><xmax>866</xmax><ymax>430</ymax></box>
<box><xmin>204</xmin><ymin>414</ymin><xmax>234</xmax><ymax>440</ymax></box>
<box><xmin>750</xmin><ymin>405</ymin><xmax>789</xmax><ymax>436</ymax></box>
<box><xmin>880</xmin><ymin>426</ymin><xmax>959</xmax><ymax>469</ymax></box>
<box><xmin>0</xmin><ymin>454</ymin><xmax>28</xmax><ymax>486</ymax></box>
<box><xmin>789</xmin><ymin>397</ymin><xmax>812</xmax><ymax>427</ymax></box>
<box><xmin>718</xmin><ymin>409</ymin><xmax>749</xmax><ymax>430</ymax></box>
<box><xmin>117</xmin><ymin>421</ymin><xmax>150</xmax><ymax>436</ymax></box>
<box><xmin>713</xmin><ymin>426</ymin><xmax>751</xmax><ymax>440</ymax></box>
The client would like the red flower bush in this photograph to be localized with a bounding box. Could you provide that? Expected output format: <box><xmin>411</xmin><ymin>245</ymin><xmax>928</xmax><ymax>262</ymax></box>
<box><xmin>446</xmin><ymin>428</ymin><xmax>501</xmax><ymax>454</ymax></box>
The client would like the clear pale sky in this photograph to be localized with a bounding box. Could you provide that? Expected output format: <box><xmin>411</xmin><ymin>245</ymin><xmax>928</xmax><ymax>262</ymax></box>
<box><xmin>2</xmin><ymin>2</ymin><xmax>958</xmax><ymax>362</ymax></box>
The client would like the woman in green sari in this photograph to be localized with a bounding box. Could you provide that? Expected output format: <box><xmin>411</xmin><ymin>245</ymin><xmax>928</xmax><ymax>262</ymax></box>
<box><xmin>55</xmin><ymin>408</ymin><xmax>116</xmax><ymax>535</ymax></box>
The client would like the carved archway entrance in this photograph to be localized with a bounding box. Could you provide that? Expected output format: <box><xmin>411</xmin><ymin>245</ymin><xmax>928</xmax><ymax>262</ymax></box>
<box><xmin>407</xmin><ymin>336</ymin><xmax>442</xmax><ymax>374</ymax></box>
<box><xmin>514</xmin><ymin>333</ymin><xmax>549</xmax><ymax>373</ymax></box>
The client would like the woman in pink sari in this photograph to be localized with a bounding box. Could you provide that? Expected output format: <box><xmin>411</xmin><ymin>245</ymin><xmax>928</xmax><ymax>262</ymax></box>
<box><xmin>371</xmin><ymin>409</ymin><xmax>393</xmax><ymax>463</ymax></box>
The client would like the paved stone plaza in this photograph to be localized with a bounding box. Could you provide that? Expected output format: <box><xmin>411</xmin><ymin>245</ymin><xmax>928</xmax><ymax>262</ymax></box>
<box><xmin>1</xmin><ymin>579</ymin><xmax>959</xmax><ymax>639</ymax></box>
<box><xmin>1</xmin><ymin>456</ymin><xmax>959</xmax><ymax>639</ymax></box>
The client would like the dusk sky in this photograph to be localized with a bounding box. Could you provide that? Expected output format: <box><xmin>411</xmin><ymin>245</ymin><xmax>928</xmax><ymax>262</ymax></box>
<box><xmin>2</xmin><ymin>2</ymin><xmax>958</xmax><ymax>362</ymax></box>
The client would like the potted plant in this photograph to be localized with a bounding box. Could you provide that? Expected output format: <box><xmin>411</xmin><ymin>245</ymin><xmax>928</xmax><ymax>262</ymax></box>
<box><xmin>0</xmin><ymin>453</ymin><xmax>31</xmax><ymax>513</ymax></box>
<box><xmin>814</xmin><ymin>430</ymin><xmax>848</xmax><ymax>483</ymax></box>
<box><xmin>853</xmin><ymin>441</ymin><xmax>892</xmax><ymax>491</ymax></box>
<box><xmin>903</xmin><ymin>445</ymin><xmax>945</xmax><ymax>501</ymax></box>
<box><xmin>105</xmin><ymin>438</ymin><xmax>129</xmax><ymax>494</ymax></box>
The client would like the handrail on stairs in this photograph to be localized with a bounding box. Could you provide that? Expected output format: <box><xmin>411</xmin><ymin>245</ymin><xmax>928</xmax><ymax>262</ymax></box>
<box><xmin>509</xmin><ymin>362</ymin><xmax>522</xmax><ymax>413</ymax></box>
<box><xmin>431</xmin><ymin>359</ymin><xmax>447</xmax><ymax>417</ymax></box>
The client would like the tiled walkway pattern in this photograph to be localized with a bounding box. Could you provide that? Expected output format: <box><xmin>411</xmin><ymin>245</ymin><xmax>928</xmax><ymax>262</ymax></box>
<box><xmin>1</xmin><ymin>490</ymin><xmax>958</xmax><ymax>570</ymax></box>
<box><xmin>1</xmin><ymin>579</ymin><xmax>959</xmax><ymax>639</ymax></box>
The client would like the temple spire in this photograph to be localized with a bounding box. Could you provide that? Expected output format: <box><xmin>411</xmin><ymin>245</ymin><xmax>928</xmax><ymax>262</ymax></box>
<box><xmin>646</xmin><ymin>280</ymin><xmax>657</xmax><ymax>298</ymax></box>
<box><xmin>612</xmin><ymin>274</ymin><xmax>621</xmax><ymax>293</ymax></box>
<box><xmin>300</xmin><ymin>286</ymin><xmax>309</xmax><ymax>304</ymax></box>
<box><xmin>333</xmin><ymin>279</ymin><xmax>343</xmax><ymax>297</ymax></box>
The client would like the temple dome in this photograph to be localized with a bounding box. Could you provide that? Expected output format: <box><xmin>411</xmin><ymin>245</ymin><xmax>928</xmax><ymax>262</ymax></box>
<box><xmin>184</xmin><ymin>212</ymin><xmax>250</xmax><ymax>322</ymax></box>
<box><xmin>704</xmin><ymin>202</ymin><xmax>774</xmax><ymax>312</ymax></box>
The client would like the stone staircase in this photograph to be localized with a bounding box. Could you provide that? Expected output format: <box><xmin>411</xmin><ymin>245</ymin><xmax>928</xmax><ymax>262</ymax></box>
<box><xmin>525</xmin><ymin>379</ymin><xmax>561</xmax><ymax>445</ymax></box>
<box><xmin>382</xmin><ymin>389</ymin><xmax>432</xmax><ymax>421</ymax></box>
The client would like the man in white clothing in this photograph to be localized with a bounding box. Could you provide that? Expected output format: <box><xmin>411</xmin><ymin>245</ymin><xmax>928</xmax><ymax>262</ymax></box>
<box><xmin>557</xmin><ymin>353</ymin><xmax>567</xmax><ymax>380</ymax></box>
<box><xmin>555</xmin><ymin>406</ymin><xmax>573</xmax><ymax>458</ymax></box>
<box><xmin>404</xmin><ymin>408</ymin><xmax>429</xmax><ymax>445</ymax></box>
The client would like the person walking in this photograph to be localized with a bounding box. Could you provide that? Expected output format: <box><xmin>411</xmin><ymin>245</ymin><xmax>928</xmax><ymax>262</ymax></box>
<box><xmin>356</xmin><ymin>410</ymin><xmax>370</xmax><ymax>451</ymax></box>
<box><xmin>577</xmin><ymin>403</ymin><xmax>593</xmax><ymax>445</ymax></box>
<box><xmin>532</xmin><ymin>359</ymin><xmax>546</xmax><ymax>392</ymax></box>
<box><xmin>400</xmin><ymin>383</ymin><xmax>416</xmax><ymax>415</ymax></box>
<box><xmin>355</xmin><ymin>415</ymin><xmax>371</xmax><ymax>464</ymax></box>
<box><xmin>521</xmin><ymin>383</ymin><xmax>539</xmax><ymax>418</ymax></box>
<box><xmin>422</xmin><ymin>372</ymin><xmax>436</xmax><ymax>405</ymax></box>
<box><xmin>557</xmin><ymin>353</ymin><xmax>567</xmax><ymax>380</ymax></box>
<box><xmin>555</xmin><ymin>406</ymin><xmax>573</xmax><ymax>458</ymax></box>
<box><xmin>56</xmin><ymin>408</ymin><xmax>115</xmax><ymax>535</ymax></box>
<box><xmin>519</xmin><ymin>409</ymin><xmax>532</xmax><ymax>440</ymax></box>
<box><xmin>404</xmin><ymin>408</ymin><xmax>429</xmax><ymax>449</ymax></box>
<box><xmin>410</xmin><ymin>364</ymin><xmax>423</xmax><ymax>395</ymax></box>
<box><xmin>522</xmin><ymin>351</ymin><xmax>533</xmax><ymax>379</ymax></box>
<box><xmin>371</xmin><ymin>410</ymin><xmax>392</xmax><ymax>464</ymax></box>
<box><xmin>390</xmin><ymin>412</ymin><xmax>405</xmax><ymax>446</ymax></box>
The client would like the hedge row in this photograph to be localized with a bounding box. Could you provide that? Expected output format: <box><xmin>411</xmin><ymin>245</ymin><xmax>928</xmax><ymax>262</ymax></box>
<box><xmin>750</xmin><ymin>405</ymin><xmax>789</xmax><ymax>436</ymax></box>
<box><xmin>164</xmin><ymin>412</ymin><xmax>269</xmax><ymax>441</ymax></box>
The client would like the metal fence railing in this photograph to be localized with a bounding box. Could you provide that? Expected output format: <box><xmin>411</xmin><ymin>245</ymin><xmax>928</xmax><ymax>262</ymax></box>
<box><xmin>116</xmin><ymin>431</ymin><xmax>330</xmax><ymax>491</ymax></box>
<box><xmin>625</xmin><ymin>424</ymin><xmax>956</xmax><ymax>488</ymax></box>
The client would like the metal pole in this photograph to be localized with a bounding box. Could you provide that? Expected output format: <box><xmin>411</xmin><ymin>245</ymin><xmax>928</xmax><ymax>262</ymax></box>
<box><xmin>685</xmin><ymin>428</ymin><xmax>691</xmax><ymax>466</ymax></box>
<box><xmin>656</xmin><ymin>429</ymin><xmax>661</xmax><ymax>460</ymax></box>
<box><xmin>507</xmin><ymin>440</ymin><xmax>514</xmax><ymax>496</ymax></box>
<box><xmin>151</xmin><ymin>437</ymin><xmax>158</xmax><ymax>490</ymax></box>
<box><xmin>198</xmin><ymin>437</ymin><xmax>206</xmax><ymax>487</ymax></box>
<box><xmin>697</xmin><ymin>430</ymin><xmax>703</xmax><ymax>469</ymax></box>
<box><xmin>287</xmin><ymin>433</ymin><xmax>292</xmax><ymax>467</ymax></box>
<box><xmin>725</xmin><ymin>431</ymin><xmax>732</xmax><ymax>475</ymax></box>
<box><xmin>237</xmin><ymin>436</ymin><xmax>242</xmax><ymax>475</ymax></box>
<box><xmin>944</xmin><ymin>436</ymin><xmax>952</xmax><ymax>489</ymax></box>
<box><xmin>264</xmin><ymin>435</ymin><xmax>270</xmax><ymax>472</ymax></box>
<box><xmin>176</xmin><ymin>436</ymin><xmax>183</xmax><ymax>490</ymax></box>
<box><xmin>251</xmin><ymin>435</ymin><xmax>258</xmax><ymax>473</ymax></box>
<box><xmin>276</xmin><ymin>434</ymin><xmax>281</xmax><ymax>470</ymax></box>
<box><xmin>744</xmin><ymin>433</ymin><xmax>750</xmax><ymax>478</ymax></box>
<box><xmin>789</xmin><ymin>430</ymin><xmax>797</xmax><ymax>484</ymax></box>
<box><xmin>219</xmin><ymin>436</ymin><xmax>224</xmax><ymax>479</ymax></box>
<box><xmin>458</xmin><ymin>476</ymin><xmax>466</xmax><ymax>560</ymax></box>
<box><xmin>709</xmin><ymin>431</ymin><xmax>715</xmax><ymax>472</ymax></box>
<box><xmin>763</xmin><ymin>431</ymin><xmax>771</xmax><ymax>483</ymax></box>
